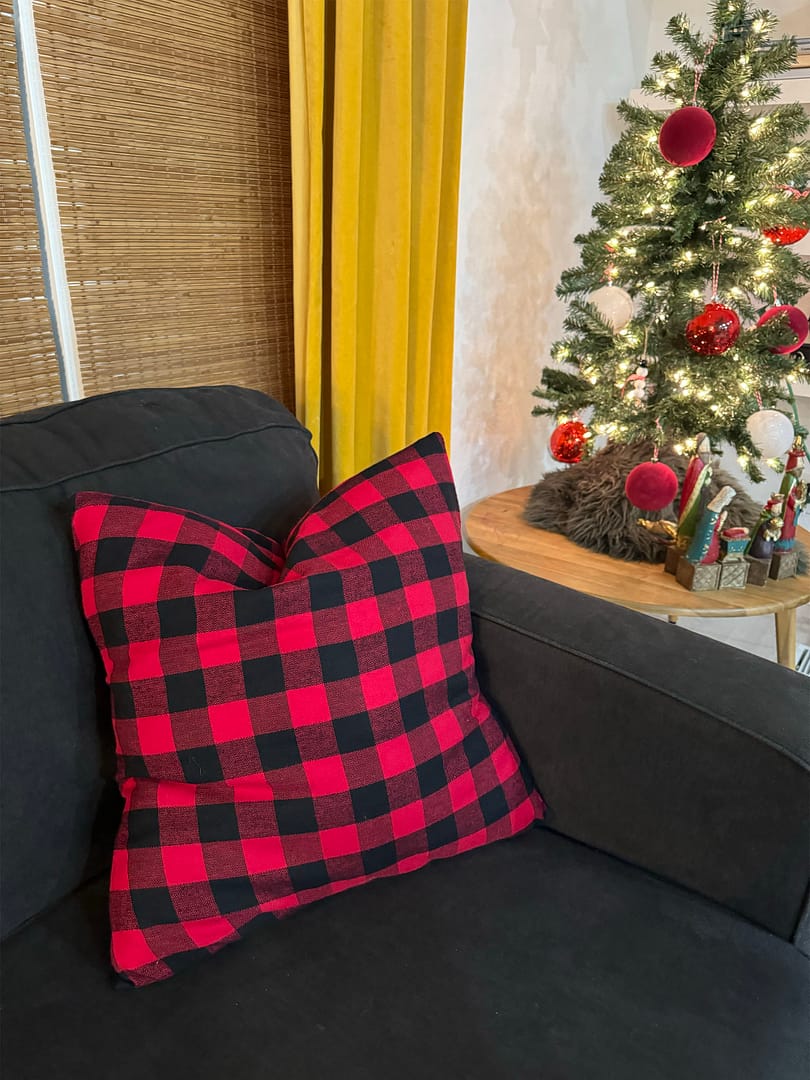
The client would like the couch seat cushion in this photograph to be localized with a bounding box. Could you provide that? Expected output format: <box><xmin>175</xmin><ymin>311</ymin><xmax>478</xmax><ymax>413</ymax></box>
<box><xmin>2</xmin><ymin>828</ymin><xmax>807</xmax><ymax>1080</ymax></box>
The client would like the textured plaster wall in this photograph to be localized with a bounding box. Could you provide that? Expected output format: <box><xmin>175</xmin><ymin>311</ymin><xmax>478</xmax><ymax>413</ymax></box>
<box><xmin>451</xmin><ymin>1</ymin><xmax>653</xmax><ymax>508</ymax></box>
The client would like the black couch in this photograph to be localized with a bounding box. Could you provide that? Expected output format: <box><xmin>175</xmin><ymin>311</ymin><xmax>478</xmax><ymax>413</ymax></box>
<box><xmin>1</xmin><ymin>385</ymin><xmax>808</xmax><ymax>1080</ymax></box>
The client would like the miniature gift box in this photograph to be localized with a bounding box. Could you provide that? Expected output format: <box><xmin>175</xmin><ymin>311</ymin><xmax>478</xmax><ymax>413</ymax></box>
<box><xmin>720</xmin><ymin>527</ymin><xmax>749</xmax><ymax>560</ymax></box>
<box><xmin>664</xmin><ymin>545</ymin><xmax>682</xmax><ymax>574</ymax></box>
<box><xmin>718</xmin><ymin>559</ymin><xmax>749</xmax><ymax>589</ymax></box>
<box><xmin>675</xmin><ymin>559</ymin><xmax>720</xmax><ymax>591</ymax></box>
<box><xmin>769</xmin><ymin>548</ymin><xmax>799</xmax><ymax>580</ymax></box>
<box><xmin>745</xmin><ymin>556</ymin><xmax>771</xmax><ymax>586</ymax></box>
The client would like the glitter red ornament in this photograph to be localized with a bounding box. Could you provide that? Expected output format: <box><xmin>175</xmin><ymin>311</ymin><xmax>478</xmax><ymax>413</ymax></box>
<box><xmin>549</xmin><ymin>420</ymin><xmax>589</xmax><ymax>464</ymax></box>
<box><xmin>757</xmin><ymin>305</ymin><xmax>809</xmax><ymax>354</ymax></box>
<box><xmin>762</xmin><ymin>224</ymin><xmax>809</xmax><ymax>246</ymax></box>
<box><xmin>685</xmin><ymin>302</ymin><xmax>741</xmax><ymax>355</ymax></box>
<box><xmin>624</xmin><ymin>461</ymin><xmax>679</xmax><ymax>511</ymax></box>
<box><xmin>658</xmin><ymin>106</ymin><xmax>716</xmax><ymax>167</ymax></box>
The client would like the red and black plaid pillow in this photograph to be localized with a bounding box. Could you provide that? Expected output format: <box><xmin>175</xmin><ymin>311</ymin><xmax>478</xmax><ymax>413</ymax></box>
<box><xmin>73</xmin><ymin>434</ymin><xmax>543</xmax><ymax>986</ymax></box>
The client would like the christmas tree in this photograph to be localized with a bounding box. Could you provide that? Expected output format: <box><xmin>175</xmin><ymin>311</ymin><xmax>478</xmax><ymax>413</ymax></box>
<box><xmin>533</xmin><ymin>1</ymin><xmax>810</xmax><ymax>485</ymax></box>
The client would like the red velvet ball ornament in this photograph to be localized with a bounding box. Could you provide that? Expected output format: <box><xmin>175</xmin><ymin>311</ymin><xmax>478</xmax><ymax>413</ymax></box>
<box><xmin>549</xmin><ymin>420</ymin><xmax>589</xmax><ymax>464</ymax></box>
<box><xmin>624</xmin><ymin>461</ymin><xmax>679</xmax><ymax>511</ymax></box>
<box><xmin>757</xmin><ymin>304</ymin><xmax>809</xmax><ymax>354</ymax></box>
<box><xmin>685</xmin><ymin>302</ymin><xmax>741</xmax><ymax>355</ymax></box>
<box><xmin>658</xmin><ymin>106</ymin><xmax>716</xmax><ymax>167</ymax></box>
<box><xmin>762</xmin><ymin>224</ymin><xmax>809</xmax><ymax>246</ymax></box>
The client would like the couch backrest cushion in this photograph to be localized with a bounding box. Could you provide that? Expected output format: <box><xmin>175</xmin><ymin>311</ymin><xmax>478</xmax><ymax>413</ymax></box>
<box><xmin>0</xmin><ymin>386</ymin><xmax>318</xmax><ymax>938</ymax></box>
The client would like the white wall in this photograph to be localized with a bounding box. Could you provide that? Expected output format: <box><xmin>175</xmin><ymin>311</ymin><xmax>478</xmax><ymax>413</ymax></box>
<box><xmin>451</xmin><ymin>0</ymin><xmax>653</xmax><ymax>508</ymax></box>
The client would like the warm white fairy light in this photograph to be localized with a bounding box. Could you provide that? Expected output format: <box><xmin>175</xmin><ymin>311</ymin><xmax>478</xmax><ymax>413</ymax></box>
<box><xmin>738</xmin><ymin>453</ymin><xmax>751</xmax><ymax>467</ymax></box>
<box><xmin>689</xmin><ymin>288</ymin><xmax>702</xmax><ymax>299</ymax></box>
<box><xmin>750</xmin><ymin>116</ymin><xmax>767</xmax><ymax>137</ymax></box>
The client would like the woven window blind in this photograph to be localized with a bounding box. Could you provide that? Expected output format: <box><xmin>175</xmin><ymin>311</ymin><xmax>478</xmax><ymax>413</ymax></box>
<box><xmin>31</xmin><ymin>0</ymin><xmax>295</xmax><ymax>406</ymax></box>
<box><xmin>1</xmin><ymin>2</ymin><xmax>63</xmax><ymax>415</ymax></box>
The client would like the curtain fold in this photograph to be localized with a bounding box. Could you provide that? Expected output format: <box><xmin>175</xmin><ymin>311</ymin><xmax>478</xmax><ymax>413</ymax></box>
<box><xmin>288</xmin><ymin>0</ymin><xmax>468</xmax><ymax>489</ymax></box>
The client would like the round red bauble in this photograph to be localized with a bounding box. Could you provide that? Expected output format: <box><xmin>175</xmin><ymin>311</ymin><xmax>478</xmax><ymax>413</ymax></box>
<box><xmin>658</xmin><ymin>106</ymin><xmax>716</xmax><ymax>167</ymax></box>
<box><xmin>757</xmin><ymin>304</ymin><xmax>809</xmax><ymax>354</ymax></box>
<box><xmin>685</xmin><ymin>302</ymin><xmax>741</xmax><ymax>355</ymax></box>
<box><xmin>549</xmin><ymin>420</ymin><xmax>589</xmax><ymax>464</ymax></box>
<box><xmin>624</xmin><ymin>461</ymin><xmax>679</xmax><ymax>511</ymax></box>
<box><xmin>762</xmin><ymin>224</ymin><xmax>809</xmax><ymax>246</ymax></box>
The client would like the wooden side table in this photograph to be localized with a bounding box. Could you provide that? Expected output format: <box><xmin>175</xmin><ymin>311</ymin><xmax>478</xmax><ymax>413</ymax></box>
<box><xmin>464</xmin><ymin>486</ymin><xmax>810</xmax><ymax>670</ymax></box>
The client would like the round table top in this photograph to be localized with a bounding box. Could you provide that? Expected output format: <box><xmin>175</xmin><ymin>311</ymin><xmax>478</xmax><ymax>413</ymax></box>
<box><xmin>464</xmin><ymin>485</ymin><xmax>810</xmax><ymax>619</ymax></box>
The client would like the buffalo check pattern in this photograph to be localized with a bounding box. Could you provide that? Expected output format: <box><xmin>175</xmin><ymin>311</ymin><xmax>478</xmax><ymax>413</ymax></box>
<box><xmin>72</xmin><ymin>434</ymin><xmax>543</xmax><ymax>986</ymax></box>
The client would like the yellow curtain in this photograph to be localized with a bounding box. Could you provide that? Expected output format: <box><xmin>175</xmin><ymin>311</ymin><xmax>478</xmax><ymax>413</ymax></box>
<box><xmin>288</xmin><ymin>0</ymin><xmax>468</xmax><ymax>489</ymax></box>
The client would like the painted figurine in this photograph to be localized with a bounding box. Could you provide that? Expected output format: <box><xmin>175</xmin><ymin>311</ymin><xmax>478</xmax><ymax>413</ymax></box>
<box><xmin>676</xmin><ymin>433</ymin><xmax>713</xmax><ymax>550</ymax></box>
<box><xmin>685</xmin><ymin>485</ymin><xmax>736</xmax><ymax>564</ymax></box>
<box><xmin>776</xmin><ymin>478</ymin><xmax>807</xmax><ymax>552</ymax></box>
<box><xmin>748</xmin><ymin>494</ymin><xmax>785</xmax><ymax>560</ymax></box>
<box><xmin>775</xmin><ymin>437</ymin><xmax>807</xmax><ymax>552</ymax></box>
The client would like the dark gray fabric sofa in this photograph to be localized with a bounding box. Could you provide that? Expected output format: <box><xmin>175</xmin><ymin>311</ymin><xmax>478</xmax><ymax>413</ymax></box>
<box><xmin>1</xmin><ymin>385</ymin><xmax>808</xmax><ymax>1080</ymax></box>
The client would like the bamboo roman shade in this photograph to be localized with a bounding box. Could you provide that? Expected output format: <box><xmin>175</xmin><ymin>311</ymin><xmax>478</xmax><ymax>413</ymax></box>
<box><xmin>1</xmin><ymin>2</ymin><xmax>63</xmax><ymax>415</ymax></box>
<box><xmin>25</xmin><ymin>0</ymin><xmax>295</xmax><ymax>407</ymax></box>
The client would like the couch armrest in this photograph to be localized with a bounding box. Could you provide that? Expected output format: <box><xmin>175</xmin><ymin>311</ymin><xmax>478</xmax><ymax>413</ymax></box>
<box><xmin>464</xmin><ymin>553</ymin><xmax>810</xmax><ymax>946</ymax></box>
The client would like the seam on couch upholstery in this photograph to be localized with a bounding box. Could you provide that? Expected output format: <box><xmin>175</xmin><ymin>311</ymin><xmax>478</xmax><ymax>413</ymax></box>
<box><xmin>0</xmin><ymin>422</ymin><xmax>311</xmax><ymax>494</ymax></box>
<box><xmin>469</xmin><ymin>606</ymin><xmax>810</xmax><ymax>772</ymax></box>
<box><xmin>0</xmin><ymin>383</ymin><xmax>278</xmax><ymax>427</ymax></box>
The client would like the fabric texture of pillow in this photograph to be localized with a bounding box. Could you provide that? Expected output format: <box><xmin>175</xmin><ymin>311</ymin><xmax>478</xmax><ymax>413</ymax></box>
<box><xmin>73</xmin><ymin>434</ymin><xmax>543</xmax><ymax>986</ymax></box>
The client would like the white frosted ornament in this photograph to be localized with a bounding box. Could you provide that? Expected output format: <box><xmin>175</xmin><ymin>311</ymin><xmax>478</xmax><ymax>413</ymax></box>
<box><xmin>589</xmin><ymin>285</ymin><xmax>634</xmax><ymax>332</ymax></box>
<box><xmin>746</xmin><ymin>410</ymin><xmax>795</xmax><ymax>458</ymax></box>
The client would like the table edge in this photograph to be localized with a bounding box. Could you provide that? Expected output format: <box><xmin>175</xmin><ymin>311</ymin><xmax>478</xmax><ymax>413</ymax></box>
<box><xmin>462</xmin><ymin>488</ymin><xmax>810</xmax><ymax>619</ymax></box>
